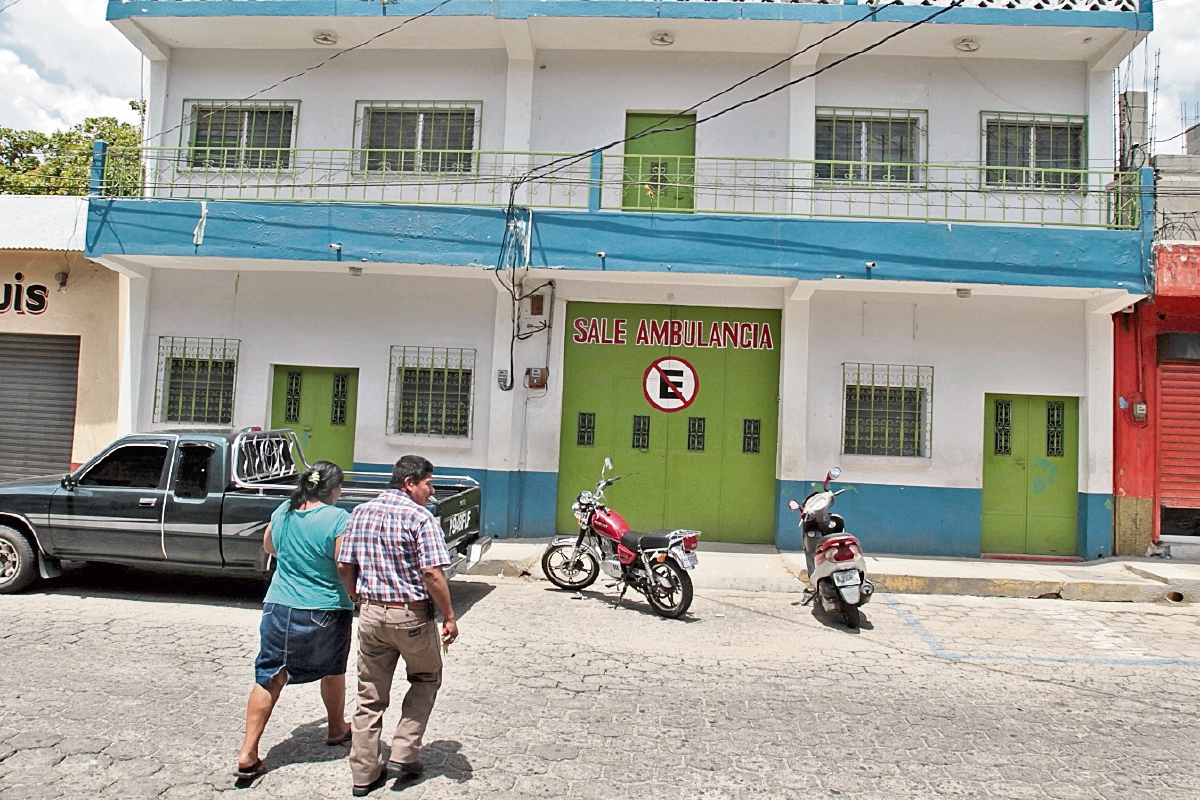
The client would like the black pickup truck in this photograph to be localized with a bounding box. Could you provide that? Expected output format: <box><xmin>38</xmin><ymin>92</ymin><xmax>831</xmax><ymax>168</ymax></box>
<box><xmin>0</xmin><ymin>429</ymin><xmax>487</xmax><ymax>594</ymax></box>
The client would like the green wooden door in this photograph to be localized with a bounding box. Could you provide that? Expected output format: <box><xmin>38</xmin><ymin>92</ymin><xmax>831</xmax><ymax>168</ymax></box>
<box><xmin>271</xmin><ymin>366</ymin><xmax>359</xmax><ymax>471</ymax></box>
<box><xmin>557</xmin><ymin>303</ymin><xmax>779</xmax><ymax>543</ymax></box>
<box><xmin>981</xmin><ymin>394</ymin><xmax>1078</xmax><ymax>556</ymax></box>
<box><xmin>622</xmin><ymin>113</ymin><xmax>695</xmax><ymax>212</ymax></box>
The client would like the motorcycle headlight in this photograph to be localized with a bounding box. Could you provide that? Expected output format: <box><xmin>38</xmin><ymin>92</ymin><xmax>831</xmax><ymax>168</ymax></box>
<box><xmin>803</xmin><ymin>493</ymin><xmax>831</xmax><ymax>515</ymax></box>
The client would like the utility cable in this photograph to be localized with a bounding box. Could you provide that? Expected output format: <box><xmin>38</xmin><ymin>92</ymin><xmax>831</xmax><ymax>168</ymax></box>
<box><xmin>141</xmin><ymin>0</ymin><xmax>454</xmax><ymax>145</ymax></box>
<box><xmin>514</xmin><ymin>0</ymin><xmax>964</xmax><ymax>189</ymax></box>
<box><xmin>0</xmin><ymin>0</ymin><xmax>28</xmax><ymax>14</ymax></box>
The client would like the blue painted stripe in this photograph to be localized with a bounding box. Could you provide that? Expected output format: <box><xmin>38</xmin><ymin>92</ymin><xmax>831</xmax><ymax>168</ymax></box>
<box><xmin>886</xmin><ymin>596</ymin><xmax>1200</xmax><ymax>667</ymax></box>
<box><xmin>106</xmin><ymin>0</ymin><xmax>1152</xmax><ymax>31</ymax></box>
<box><xmin>86</xmin><ymin>198</ymin><xmax>1149</xmax><ymax>292</ymax></box>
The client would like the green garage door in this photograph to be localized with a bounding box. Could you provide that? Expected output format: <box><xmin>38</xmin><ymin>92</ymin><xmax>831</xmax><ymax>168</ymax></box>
<box><xmin>557</xmin><ymin>302</ymin><xmax>780</xmax><ymax>543</ymax></box>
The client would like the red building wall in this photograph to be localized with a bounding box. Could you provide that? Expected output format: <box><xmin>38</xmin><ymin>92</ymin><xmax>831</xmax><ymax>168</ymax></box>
<box><xmin>1113</xmin><ymin>245</ymin><xmax>1200</xmax><ymax>554</ymax></box>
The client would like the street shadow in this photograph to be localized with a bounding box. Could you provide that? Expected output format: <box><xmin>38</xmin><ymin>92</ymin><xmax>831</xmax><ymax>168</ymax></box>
<box><xmin>807</xmin><ymin>603</ymin><xmax>875</xmax><ymax>633</ymax></box>
<box><xmin>36</xmin><ymin>564</ymin><xmax>495</xmax><ymax>618</ymax></box>
<box><xmin>234</xmin><ymin>720</ymin><xmax>350</xmax><ymax>789</ymax></box>
<box><xmin>386</xmin><ymin>740</ymin><xmax>473</xmax><ymax>790</ymax></box>
<box><xmin>40</xmin><ymin>562</ymin><xmax>267</xmax><ymax>609</ymax></box>
<box><xmin>541</xmin><ymin>584</ymin><xmax>702</xmax><ymax>623</ymax></box>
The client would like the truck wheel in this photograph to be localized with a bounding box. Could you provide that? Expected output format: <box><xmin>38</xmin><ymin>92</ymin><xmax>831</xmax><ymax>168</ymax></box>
<box><xmin>0</xmin><ymin>525</ymin><xmax>38</xmax><ymax>595</ymax></box>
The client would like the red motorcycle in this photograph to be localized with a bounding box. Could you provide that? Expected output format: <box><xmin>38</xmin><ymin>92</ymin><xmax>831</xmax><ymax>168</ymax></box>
<box><xmin>541</xmin><ymin>458</ymin><xmax>700</xmax><ymax>618</ymax></box>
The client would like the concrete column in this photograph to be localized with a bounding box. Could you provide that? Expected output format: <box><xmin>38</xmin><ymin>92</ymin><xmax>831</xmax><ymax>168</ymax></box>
<box><xmin>484</xmin><ymin>283</ymin><xmax>518</xmax><ymax>536</ymax></box>
<box><xmin>114</xmin><ymin>267</ymin><xmax>152</xmax><ymax>435</ymax></box>
<box><xmin>1080</xmin><ymin>292</ymin><xmax>1139</xmax><ymax>558</ymax></box>
<box><xmin>1086</xmin><ymin>68</ymin><xmax>1115</xmax><ymax>175</ymax></box>
<box><xmin>776</xmin><ymin>284</ymin><xmax>813</xmax><ymax>550</ymax></box>
<box><xmin>787</xmin><ymin>33</ymin><xmax>819</xmax><ymax>162</ymax></box>
<box><xmin>498</xmin><ymin>20</ymin><xmax>535</xmax><ymax>152</ymax></box>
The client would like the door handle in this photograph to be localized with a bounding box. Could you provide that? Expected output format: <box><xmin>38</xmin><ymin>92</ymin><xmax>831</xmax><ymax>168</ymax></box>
<box><xmin>1015</xmin><ymin>458</ymin><xmax>1026</xmax><ymax>469</ymax></box>
<box><xmin>139</xmin><ymin>497</ymin><xmax>157</xmax><ymax>508</ymax></box>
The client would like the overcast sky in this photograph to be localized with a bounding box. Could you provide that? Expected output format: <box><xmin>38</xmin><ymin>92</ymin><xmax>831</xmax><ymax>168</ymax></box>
<box><xmin>0</xmin><ymin>0</ymin><xmax>1196</xmax><ymax>150</ymax></box>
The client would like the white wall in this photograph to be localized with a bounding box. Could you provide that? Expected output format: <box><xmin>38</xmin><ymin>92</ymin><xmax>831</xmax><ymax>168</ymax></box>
<box><xmin>529</xmin><ymin>50</ymin><xmax>791</xmax><ymax>158</ymax></box>
<box><xmin>139</xmin><ymin>268</ymin><xmax>499</xmax><ymax>468</ymax></box>
<box><xmin>814</xmin><ymin>55</ymin><xmax>1088</xmax><ymax>166</ymax></box>
<box><xmin>162</xmin><ymin>48</ymin><xmax>510</xmax><ymax>151</ymax></box>
<box><xmin>154</xmin><ymin>48</ymin><xmax>1094</xmax><ymax>167</ymax></box>
<box><xmin>804</xmin><ymin>290</ymin><xmax>1090</xmax><ymax>490</ymax></box>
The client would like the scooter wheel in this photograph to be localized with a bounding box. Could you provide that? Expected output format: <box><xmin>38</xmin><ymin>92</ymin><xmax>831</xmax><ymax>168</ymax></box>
<box><xmin>841</xmin><ymin>604</ymin><xmax>861</xmax><ymax>629</ymax></box>
<box><xmin>541</xmin><ymin>544</ymin><xmax>600</xmax><ymax>590</ymax></box>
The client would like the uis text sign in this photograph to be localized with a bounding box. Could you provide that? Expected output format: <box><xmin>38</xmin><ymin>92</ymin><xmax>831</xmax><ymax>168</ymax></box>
<box><xmin>572</xmin><ymin>316</ymin><xmax>775</xmax><ymax>351</ymax></box>
<box><xmin>0</xmin><ymin>273</ymin><xmax>50</xmax><ymax>316</ymax></box>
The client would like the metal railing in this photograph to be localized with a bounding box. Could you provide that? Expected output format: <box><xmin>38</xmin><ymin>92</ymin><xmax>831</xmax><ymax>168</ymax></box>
<box><xmin>123</xmin><ymin>0</ymin><xmax>1140</xmax><ymax>6</ymax></box>
<box><xmin>101</xmin><ymin>146</ymin><xmax>1141</xmax><ymax>229</ymax></box>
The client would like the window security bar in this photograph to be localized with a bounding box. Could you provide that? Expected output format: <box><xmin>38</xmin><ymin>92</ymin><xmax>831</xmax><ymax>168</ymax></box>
<box><xmin>386</xmin><ymin>347</ymin><xmax>475</xmax><ymax>438</ymax></box>
<box><xmin>842</xmin><ymin>363</ymin><xmax>934</xmax><ymax>458</ymax></box>
<box><xmin>153</xmin><ymin>337</ymin><xmax>241</xmax><ymax>426</ymax></box>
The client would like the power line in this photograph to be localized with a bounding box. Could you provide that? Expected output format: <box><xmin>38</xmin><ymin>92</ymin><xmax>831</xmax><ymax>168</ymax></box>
<box><xmin>143</xmin><ymin>0</ymin><xmax>454</xmax><ymax>145</ymax></box>
<box><xmin>0</xmin><ymin>0</ymin><xmax>29</xmax><ymax>14</ymax></box>
<box><xmin>514</xmin><ymin>0</ymin><xmax>964</xmax><ymax>191</ymax></box>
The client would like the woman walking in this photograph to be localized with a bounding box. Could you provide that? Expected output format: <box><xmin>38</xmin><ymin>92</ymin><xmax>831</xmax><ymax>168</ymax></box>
<box><xmin>236</xmin><ymin>461</ymin><xmax>356</xmax><ymax>779</ymax></box>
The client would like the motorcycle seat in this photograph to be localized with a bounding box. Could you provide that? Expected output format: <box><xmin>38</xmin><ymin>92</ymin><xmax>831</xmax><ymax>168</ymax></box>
<box><xmin>621</xmin><ymin>531</ymin><xmax>672</xmax><ymax>552</ymax></box>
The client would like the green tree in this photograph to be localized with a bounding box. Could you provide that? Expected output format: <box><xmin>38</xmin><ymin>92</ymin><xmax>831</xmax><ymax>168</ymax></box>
<box><xmin>0</xmin><ymin>109</ymin><xmax>141</xmax><ymax>196</ymax></box>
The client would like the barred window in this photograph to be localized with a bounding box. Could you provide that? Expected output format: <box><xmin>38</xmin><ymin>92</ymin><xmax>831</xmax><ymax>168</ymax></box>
<box><xmin>632</xmin><ymin>415</ymin><xmax>650</xmax><ymax>451</ymax></box>
<box><xmin>1046</xmin><ymin>401</ymin><xmax>1065</xmax><ymax>458</ymax></box>
<box><xmin>387</xmin><ymin>347</ymin><xmax>475</xmax><ymax>438</ymax></box>
<box><xmin>687</xmin><ymin>417</ymin><xmax>706</xmax><ymax>452</ymax></box>
<box><xmin>184</xmin><ymin>100</ymin><xmax>296</xmax><ymax>169</ymax></box>
<box><xmin>742</xmin><ymin>419</ymin><xmax>761</xmax><ymax>455</ymax></box>
<box><xmin>355</xmin><ymin>101</ymin><xmax>481</xmax><ymax>173</ymax></box>
<box><xmin>842</xmin><ymin>363</ymin><xmax>933</xmax><ymax>458</ymax></box>
<box><xmin>983</xmin><ymin>112</ymin><xmax>1085</xmax><ymax>189</ymax></box>
<box><xmin>994</xmin><ymin>399</ymin><xmax>1012</xmax><ymax>456</ymax></box>
<box><xmin>815</xmin><ymin>108</ymin><xmax>926</xmax><ymax>183</ymax></box>
<box><xmin>154</xmin><ymin>337</ymin><xmax>241</xmax><ymax>425</ymax></box>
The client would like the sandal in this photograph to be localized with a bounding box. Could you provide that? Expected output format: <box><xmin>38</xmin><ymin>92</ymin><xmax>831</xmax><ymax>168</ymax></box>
<box><xmin>325</xmin><ymin>729</ymin><xmax>353</xmax><ymax>746</ymax></box>
<box><xmin>234</xmin><ymin>758</ymin><xmax>265</xmax><ymax>779</ymax></box>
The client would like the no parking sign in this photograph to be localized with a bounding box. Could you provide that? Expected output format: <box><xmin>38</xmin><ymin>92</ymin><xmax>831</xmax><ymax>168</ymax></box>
<box><xmin>643</xmin><ymin>356</ymin><xmax>699</xmax><ymax>413</ymax></box>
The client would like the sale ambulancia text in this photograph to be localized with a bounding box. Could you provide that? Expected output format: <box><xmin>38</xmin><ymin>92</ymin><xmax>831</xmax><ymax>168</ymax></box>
<box><xmin>572</xmin><ymin>317</ymin><xmax>774</xmax><ymax>351</ymax></box>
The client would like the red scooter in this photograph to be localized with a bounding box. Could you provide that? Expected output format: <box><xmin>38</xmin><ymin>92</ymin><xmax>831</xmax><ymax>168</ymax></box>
<box><xmin>541</xmin><ymin>458</ymin><xmax>700</xmax><ymax>618</ymax></box>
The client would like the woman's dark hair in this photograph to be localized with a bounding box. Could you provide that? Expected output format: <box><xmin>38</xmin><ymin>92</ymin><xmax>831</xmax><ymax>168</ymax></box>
<box><xmin>390</xmin><ymin>455</ymin><xmax>434</xmax><ymax>490</ymax></box>
<box><xmin>289</xmin><ymin>460</ymin><xmax>344</xmax><ymax>512</ymax></box>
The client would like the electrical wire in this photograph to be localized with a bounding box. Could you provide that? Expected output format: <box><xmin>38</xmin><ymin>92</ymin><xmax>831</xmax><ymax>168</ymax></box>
<box><xmin>513</xmin><ymin>0</ymin><xmax>965</xmax><ymax>191</ymax></box>
<box><xmin>0</xmin><ymin>0</ymin><xmax>28</xmax><ymax>14</ymax></box>
<box><xmin>142</xmin><ymin>0</ymin><xmax>455</xmax><ymax>145</ymax></box>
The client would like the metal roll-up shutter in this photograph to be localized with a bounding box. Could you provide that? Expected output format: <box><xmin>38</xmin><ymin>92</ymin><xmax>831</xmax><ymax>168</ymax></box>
<box><xmin>0</xmin><ymin>333</ymin><xmax>81</xmax><ymax>481</ymax></box>
<box><xmin>1159</xmin><ymin>361</ymin><xmax>1200</xmax><ymax>536</ymax></box>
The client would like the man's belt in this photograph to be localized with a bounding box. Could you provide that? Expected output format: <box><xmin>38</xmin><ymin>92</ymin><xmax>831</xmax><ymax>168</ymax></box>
<box><xmin>361</xmin><ymin>597</ymin><xmax>429</xmax><ymax>613</ymax></box>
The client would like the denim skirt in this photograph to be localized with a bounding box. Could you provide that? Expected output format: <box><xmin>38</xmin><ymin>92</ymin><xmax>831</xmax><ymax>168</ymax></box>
<box><xmin>255</xmin><ymin>603</ymin><xmax>353</xmax><ymax>687</ymax></box>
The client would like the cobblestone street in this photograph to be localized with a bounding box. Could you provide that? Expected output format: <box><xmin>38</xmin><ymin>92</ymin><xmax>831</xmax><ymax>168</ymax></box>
<box><xmin>3</xmin><ymin>567</ymin><xmax>1200</xmax><ymax>799</ymax></box>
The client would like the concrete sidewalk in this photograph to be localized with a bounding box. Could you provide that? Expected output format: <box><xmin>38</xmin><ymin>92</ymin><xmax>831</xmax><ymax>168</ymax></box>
<box><xmin>468</xmin><ymin>539</ymin><xmax>1200</xmax><ymax>603</ymax></box>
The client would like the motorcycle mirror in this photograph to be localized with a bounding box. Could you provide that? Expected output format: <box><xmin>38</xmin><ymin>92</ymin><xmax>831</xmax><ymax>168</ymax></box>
<box><xmin>787</xmin><ymin>499</ymin><xmax>801</xmax><ymax>511</ymax></box>
<box><xmin>603</xmin><ymin>457</ymin><xmax>613</xmax><ymax>473</ymax></box>
<box><xmin>828</xmin><ymin>467</ymin><xmax>841</xmax><ymax>481</ymax></box>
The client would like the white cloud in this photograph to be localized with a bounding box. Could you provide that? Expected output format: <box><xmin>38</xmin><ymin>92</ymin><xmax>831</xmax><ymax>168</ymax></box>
<box><xmin>0</xmin><ymin>0</ymin><xmax>1194</xmax><ymax>150</ymax></box>
<box><xmin>1148</xmin><ymin>0</ymin><xmax>1200</xmax><ymax>152</ymax></box>
<box><xmin>0</xmin><ymin>0</ymin><xmax>142</xmax><ymax>132</ymax></box>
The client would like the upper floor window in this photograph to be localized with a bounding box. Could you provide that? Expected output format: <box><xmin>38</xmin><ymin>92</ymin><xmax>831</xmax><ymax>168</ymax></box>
<box><xmin>815</xmin><ymin>108</ymin><xmax>926</xmax><ymax>183</ymax></box>
<box><xmin>355</xmin><ymin>101</ymin><xmax>481</xmax><ymax>174</ymax></box>
<box><xmin>183</xmin><ymin>100</ymin><xmax>297</xmax><ymax>170</ymax></box>
<box><xmin>982</xmin><ymin>112</ymin><xmax>1086</xmax><ymax>190</ymax></box>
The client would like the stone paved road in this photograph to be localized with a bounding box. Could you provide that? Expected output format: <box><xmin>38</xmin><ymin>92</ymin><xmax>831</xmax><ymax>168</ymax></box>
<box><xmin>3</xmin><ymin>564</ymin><xmax>1200</xmax><ymax>799</ymax></box>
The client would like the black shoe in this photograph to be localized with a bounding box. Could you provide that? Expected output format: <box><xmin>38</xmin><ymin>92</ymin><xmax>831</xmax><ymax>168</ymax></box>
<box><xmin>387</xmin><ymin>760</ymin><xmax>424</xmax><ymax>778</ymax></box>
<box><xmin>351</xmin><ymin>767</ymin><xmax>389</xmax><ymax>797</ymax></box>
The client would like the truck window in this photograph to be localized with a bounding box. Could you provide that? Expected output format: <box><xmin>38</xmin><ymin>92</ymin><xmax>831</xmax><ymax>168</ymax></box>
<box><xmin>80</xmin><ymin>445</ymin><xmax>168</xmax><ymax>489</ymax></box>
<box><xmin>175</xmin><ymin>444</ymin><xmax>215</xmax><ymax>499</ymax></box>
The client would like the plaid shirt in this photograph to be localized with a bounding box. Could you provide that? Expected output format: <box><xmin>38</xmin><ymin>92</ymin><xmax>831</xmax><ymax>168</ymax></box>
<box><xmin>338</xmin><ymin>489</ymin><xmax>451</xmax><ymax>604</ymax></box>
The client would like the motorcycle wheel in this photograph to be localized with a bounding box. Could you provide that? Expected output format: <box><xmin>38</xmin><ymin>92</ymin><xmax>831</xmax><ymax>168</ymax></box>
<box><xmin>541</xmin><ymin>544</ymin><xmax>600</xmax><ymax>590</ymax></box>
<box><xmin>841</xmin><ymin>604</ymin><xmax>861</xmax><ymax>629</ymax></box>
<box><xmin>644</xmin><ymin>560</ymin><xmax>693</xmax><ymax>619</ymax></box>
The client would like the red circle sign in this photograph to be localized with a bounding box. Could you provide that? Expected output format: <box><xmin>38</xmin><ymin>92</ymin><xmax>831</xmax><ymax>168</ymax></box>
<box><xmin>643</xmin><ymin>356</ymin><xmax>699</xmax><ymax>413</ymax></box>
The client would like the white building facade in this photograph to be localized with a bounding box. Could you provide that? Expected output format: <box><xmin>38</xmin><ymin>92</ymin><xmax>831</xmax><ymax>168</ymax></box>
<box><xmin>91</xmin><ymin>0</ymin><xmax>1154</xmax><ymax>557</ymax></box>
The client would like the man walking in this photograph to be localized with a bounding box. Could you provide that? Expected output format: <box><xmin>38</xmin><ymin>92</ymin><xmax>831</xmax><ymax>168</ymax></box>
<box><xmin>337</xmin><ymin>455</ymin><xmax>458</xmax><ymax>797</ymax></box>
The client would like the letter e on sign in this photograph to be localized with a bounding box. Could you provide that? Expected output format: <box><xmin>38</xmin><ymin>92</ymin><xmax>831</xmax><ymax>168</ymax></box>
<box><xmin>642</xmin><ymin>356</ymin><xmax>699</xmax><ymax>413</ymax></box>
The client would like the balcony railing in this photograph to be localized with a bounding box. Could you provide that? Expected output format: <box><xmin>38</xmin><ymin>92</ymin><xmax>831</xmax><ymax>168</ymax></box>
<box><xmin>100</xmin><ymin>146</ymin><xmax>1141</xmax><ymax>230</ymax></box>
<box><xmin>123</xmin><ymin>0</ymin><xmax>1140</xmax><ymax>6</ymax></box>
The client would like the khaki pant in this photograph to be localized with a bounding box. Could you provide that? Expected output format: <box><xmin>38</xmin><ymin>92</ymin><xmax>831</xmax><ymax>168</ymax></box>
<box><xmin>349</xmin><ymin>602</ymin><xmax>442</xmax><ymax>785</ymax></box>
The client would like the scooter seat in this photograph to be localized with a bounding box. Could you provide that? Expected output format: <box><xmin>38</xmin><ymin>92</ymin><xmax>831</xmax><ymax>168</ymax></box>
<box><xmin>621</xmin><ymin>531</ymin><xmax>672</xmax><ymax>552</ymax></box>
